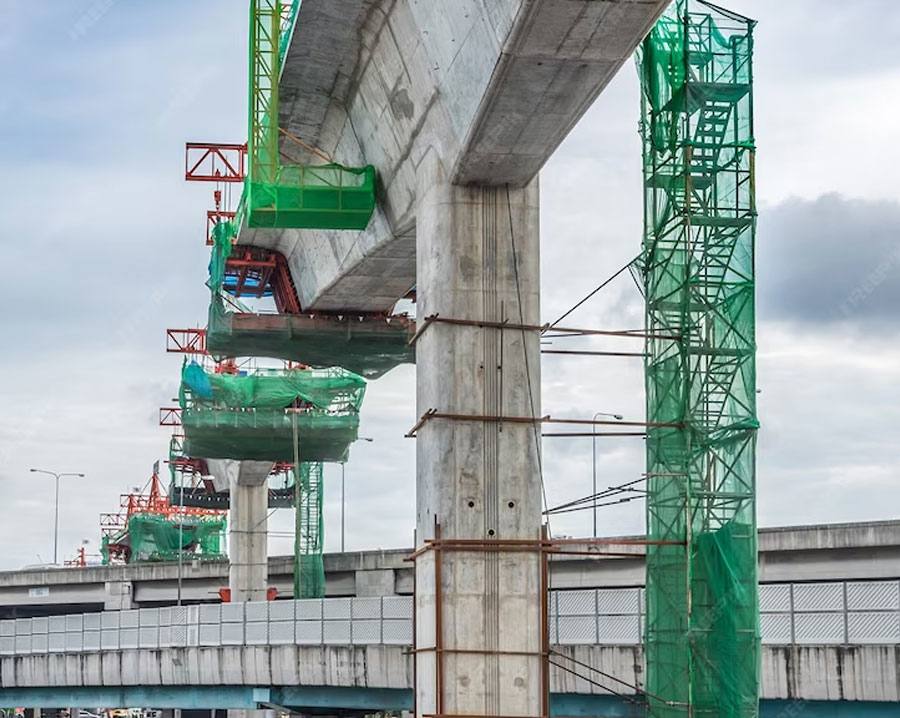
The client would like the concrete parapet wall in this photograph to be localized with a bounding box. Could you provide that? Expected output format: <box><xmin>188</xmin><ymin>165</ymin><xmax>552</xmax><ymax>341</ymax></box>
<box><xmin>3</xmin><ymin>643</ymin><xmax>897</xmax><ymax>703</ymax></box>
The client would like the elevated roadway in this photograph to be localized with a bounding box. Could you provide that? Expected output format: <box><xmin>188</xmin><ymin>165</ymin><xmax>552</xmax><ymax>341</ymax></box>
<box><xmin>0</xmin><ymin>521</ymin><xmax>897</xmax><ymax>615</ymax></box>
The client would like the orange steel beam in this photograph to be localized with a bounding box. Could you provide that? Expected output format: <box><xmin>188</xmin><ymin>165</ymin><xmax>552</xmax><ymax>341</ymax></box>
<box><xmin>166</xmin><ymin>328</ymin><xmax>207</xmax><ymax>355</ymax></box>
<box><xmin>185</xmin><ymin>142</ymin><xmax>247</xmax><ymax>183</ymax></box>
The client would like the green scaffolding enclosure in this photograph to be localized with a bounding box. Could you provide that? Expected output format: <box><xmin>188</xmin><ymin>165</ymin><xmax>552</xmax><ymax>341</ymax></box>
<box><xmin>179</xmin><ymin>362</ymin><xmax>366</xmax><ymax>463</ymax></box>
<box><xmin>244</xmin><ymin>0</ymin><xmax>376</xmax><ymax>232</ymax></box>
<box><xmin>101</xmin><ymin>514</ymin><xmax>227</xmax><ymax>565</ymax></box>
<box><xmin>244</xmin><ymin>165</ymin><xmax>377</xmax><ymax>231</ymax></box>
<box><xmin>208</xmin><ymin>300</ymin><xmax>416</xmax><ymax>379</ymax></box>
<box><xmin>294</xmin><ymin>462</ymin><xmax>325</xmax><ymax>598</ymax></box>
<box><xmin>206</xmin><ymin>232</ymin><xmax>415</xmax><ymax>377</ymax></box>
<box><xmin>638</xmin><ymin>1</ymin><xmax>759</xmax><ymax>716</ymax></box>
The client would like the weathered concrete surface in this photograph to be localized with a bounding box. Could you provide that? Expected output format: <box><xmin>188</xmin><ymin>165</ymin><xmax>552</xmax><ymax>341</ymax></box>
<box><xmin>2</xmin><ymin>521</ymin><xmax>898</xmax><ymax>613</ymax></box>
<box><xmin>241</xmin><ymin>0</ymin><xmax>669</xmax><ymax>312</ymax></box>
<box><xmin>3</xmin><ymin>644</ymin><xmax>898</xmax><ymax>703</ymax></box>
<box><xmin>206</xmin><ymin>460</ymin><xmax>274</xmax><ymax>489</ymax></box>
<box><xmin>228</xmin><ymin>480</ymin><xmax>269</xmax><ymax>603</ymax></box>
<box><xmin>414</xmin><ymin>161</ymin><xmax>543</xmax><ymax>718</ymax></box>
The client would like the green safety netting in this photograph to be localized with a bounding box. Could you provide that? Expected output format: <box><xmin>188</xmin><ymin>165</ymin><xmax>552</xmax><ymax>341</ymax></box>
<box><xmin>181</xmin><ymin>410</ymin><xmax>359</xmax><ymax>462</ymax></box>
<box><xmin>101</xmin><ymin>514</ymin><xmax>227</xmax><ymax>565</ymax></box>
<box><xmin>244</xmin><ymin>164</ymin><xmax>377</xmax><ymax>231</ymax></box>
<box><xmin>243</xmin><ymin>0</ymin><xmax>376</xmax><ymax>233</ymax></box>
<box><xmin>294</xmin><ymin>462</ymin><xmax>325</xmax><ymax>598</ymax></box>
<box><xmin>207</xmin><ymin>298</ymin><xmax>416</xmax><ymax>379</ymax></box>
<box><xmin>179</xmin><ymin>361</ymin><xmax>366</xmax><ymax>463</ymax></box>
<box><xmin>181</xmin><ymin>361</ymin><xmax>365</xmax><ymax>410</ymax></box>
<box><xmin>638</xmin><ymin>2</ymin><xmax>759</xmax><ymax>717</ymax></box>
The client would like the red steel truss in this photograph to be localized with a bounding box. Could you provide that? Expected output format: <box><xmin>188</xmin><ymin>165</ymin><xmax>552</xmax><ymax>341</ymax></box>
<box><xmin>185</xmin><ymin>142</ymin><xmax>247</xmax><ymax>183</ymax></box>
<box><xmin>159</xmin><ymin>407</ymin><xmax>182</xmax><ymax>426</ymax></box>
<box><xmin>225</xmin><ymin>245</ymin><xmax>302</xmax><ymax>314</ymax></box>
<box><xmin>101</xmin><ymin>467</ymin><xmax>225</xmax><ymax>564</ymax></box>
<box><xmin>166</xmin><ymin>328</ymin><xmax>207</xmax><ymax>355</ymax></box>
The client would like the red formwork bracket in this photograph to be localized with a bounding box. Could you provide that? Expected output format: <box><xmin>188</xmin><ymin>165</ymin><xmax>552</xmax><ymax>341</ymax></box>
<box><xmin>166</xmin><ymin>328</ymin><xmax>207</xmax><ymax>355</ymax></box>
<box><xmin>159</xmin><ymin>407</ymin><xmax>183</xmax><ymax>427</ymax></box>
<box><xmin>185</xmin><ymin>142</ymin><xmax>247</xmax><ymax>183</ymax></box>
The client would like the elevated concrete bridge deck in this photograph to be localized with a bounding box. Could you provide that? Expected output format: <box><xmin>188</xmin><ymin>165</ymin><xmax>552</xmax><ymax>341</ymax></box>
<box><xmin>1</xmin><ymin>521</ymin><xmax>896</xmax><ymax>616</ymax></box>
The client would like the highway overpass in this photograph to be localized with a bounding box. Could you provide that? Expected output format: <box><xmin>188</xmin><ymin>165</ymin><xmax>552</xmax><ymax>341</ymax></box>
<box><xmin>0</xmin><ymin>521</ymin><xmax>896</xmax><ymax>616</ymax></box>
<box><xmin>0</xmin><ymin>591</ymin><xmax>897</xmax><ymax>712</ymax></box>
<box><xmin>0</xmin><ymin>521</ymin><xmax>896</xmax><ymax>715</ymax></box>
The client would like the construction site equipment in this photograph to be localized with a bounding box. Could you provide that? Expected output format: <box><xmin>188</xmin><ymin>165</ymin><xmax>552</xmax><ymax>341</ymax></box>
<box><xmin>243</xmin><ymin>0</ymin><xmax>376</xmax><ymax>231</ymax></box>
<box><xmin>638</xmin><ymin>2</ymin><xmax>759</xmax><ymax>716</ymax></box>
<box><xmin>100</xmin><ymin>467</ymin><xmax>226</xmax><ymax>565</ymax></box>
<box><xmin>215</xmin><ymin>243</ymin><xmax>301</xmax><ymax>314</ymax></box>
<box><xmin>178</xmin><ymin>361</ymin><xmax>366</xmax><ymax>462</ymax></box>
<box><xmin>167</xmin><ymin>438</ymin><xmax>298</xmax><ymax>510</ymax></box>
<box><xmin>294</xmin><ymin>462</ymin><xmax>325</xmax><ymax>598</ymax></box>
<box><xmin>206</xmin><ymin>232</ymin><xmax>415</xmax><ymax>377</ymax></box>
<box><xmin>208</xmin><ymin>302</ymin><xmax>416</xmax><ymax>379</ymax></box>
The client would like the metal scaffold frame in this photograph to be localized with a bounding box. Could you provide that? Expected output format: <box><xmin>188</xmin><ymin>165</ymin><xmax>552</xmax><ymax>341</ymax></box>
<box><xmin>293</xmin><ymin>462</ymin><xmax>325</xmax><ymax>598</ymax></box>
<box><xmin>638</xmin><ymin>1</ymin><xmax>760</xmax><ymax>715</ymax></box>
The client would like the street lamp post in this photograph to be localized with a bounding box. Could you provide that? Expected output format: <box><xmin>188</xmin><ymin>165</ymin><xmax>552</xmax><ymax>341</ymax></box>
<box><xmin>29</xmin><ymin>469</ymin><xmax>85</xmax><ymax>565</ymax></box>
<box><xmin>591</xmin><ymin>412</ymin><xmax>622</xmax><ymax>537</ymax></box>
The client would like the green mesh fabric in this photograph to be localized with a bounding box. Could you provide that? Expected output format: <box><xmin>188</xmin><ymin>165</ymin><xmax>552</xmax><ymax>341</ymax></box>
<box><xmin>246</xmin><ymin>1</ymin><xmax>376</xmax><ymax>232</ymax></box>
<box><xmin>245</xmin><ymin>165</ymin><xmax>377</xmax><ymax>231</ymax></box>
<box><xmin>181</xmin><ymin>409</ymin><xmax>359</xmax><ymax>462</ymax></box>
<box><xmin>294</xmin><ymin>462</ymin><xmax>325</xmax><ymax>598</ymax></box>
<box><xmin>638</xmin><ymin>2</ymin><xmax>760</xmax><ymax>716</ymax></box>
<box><xmin>181</xmin><ymin>363</ymin><xmax>366</xmax><ymax>412</ymax></box>
<box><xmin>179</xmin><ymin>362</ymin><xmax>365</xmax><ymax>463</ymax></box>
<box><xmin>207</xmin><ymin>300</ymin><xmax>415</xmax><ymax>379</ymax></box>
<box><xmin>117</xmin><ymin>514</ymin><xmax>226</xmax><ymax>564</ymax></box>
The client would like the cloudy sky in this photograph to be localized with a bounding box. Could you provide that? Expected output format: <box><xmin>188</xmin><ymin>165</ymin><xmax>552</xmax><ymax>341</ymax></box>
<box><xmin>0</xmin><ymin>1</ymin><xmax>898</xmax><ymax>569</ymax></box>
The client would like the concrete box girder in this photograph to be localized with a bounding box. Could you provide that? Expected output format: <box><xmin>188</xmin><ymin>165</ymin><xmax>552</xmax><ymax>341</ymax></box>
<box><xmin>239</xmin><ymin>0</ymin><xmax>668</xmax><ymax>312</ymax></box>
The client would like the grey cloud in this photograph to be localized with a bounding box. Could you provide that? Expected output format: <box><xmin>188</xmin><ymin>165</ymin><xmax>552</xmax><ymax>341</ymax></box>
<box><xmin>727</xmin><ymin>0</ymin><xmax>900</xmax><ymax>81</ymax></box>
<box><xmin>758</xmin><ymin>194</ymin><xmax>900</xmax><ymax>325</ymax></box>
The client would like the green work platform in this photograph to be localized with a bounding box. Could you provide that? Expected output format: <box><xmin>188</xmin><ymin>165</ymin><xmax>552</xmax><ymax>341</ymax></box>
<box><xmin>244</xmin><ymin>164</ymin><xmax>377</xmax><ymax>231</ymax></box>
<box><xmin>181</xmin><ymin>408</ymin><xmax>359</xmax><ymax>462</ymax></box>
<box><xmin>179</xmin><ymin>362</ymin><xmax>366</xmax><ymax>463</ymax></box>
<box><xmin>207</xmin><ymin>300</ymin><xmax>415</xmax><ymax>379</ymax></box>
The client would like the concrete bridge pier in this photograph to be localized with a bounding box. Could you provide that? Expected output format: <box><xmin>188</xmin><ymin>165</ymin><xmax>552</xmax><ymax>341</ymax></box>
<box><xmin>210</xmin><ymin>460</ymin><xmax>274</xmax><ymax>603</ymax></box>
<box><xmin>414</xmin><ymin>159</ymin><xmax>543</xmax><ymax>718</ymax></box>
<box><xmin>218</xmin><ymin>462</ymin><xmax>275</xmax><ymax>718</ymax></box>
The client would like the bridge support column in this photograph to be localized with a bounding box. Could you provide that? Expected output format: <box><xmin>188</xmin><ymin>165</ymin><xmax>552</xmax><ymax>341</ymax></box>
<box><xmin>222</xmin><ymin>460</ymin><xmax>273</xmax><ymax>603</ymax></box>
<box><xmin>414</xmin><ymin>161</ymin><xmax>544</xmax><ymax>718</ymax></box>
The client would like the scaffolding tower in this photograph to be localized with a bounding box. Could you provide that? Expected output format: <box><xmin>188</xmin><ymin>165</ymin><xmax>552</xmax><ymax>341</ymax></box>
<box><xmin>293</xmin><ymin>462</ymin><xmax>325</xmax><ymax>598</ymax></box>
<box><xmin>638</xmin><ymin>1</ymin><xmax>759</xmax><ymax>716</ymax></box>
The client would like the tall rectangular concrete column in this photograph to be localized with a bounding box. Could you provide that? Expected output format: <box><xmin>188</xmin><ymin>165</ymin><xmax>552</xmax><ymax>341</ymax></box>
<box><xmin>219</xmin><ymin>460</ymin><xmax>273</xmax><ymax>603</ymax></box>
<box><xmin>414</xmin><ymin>160</ymin><xmax>544</xmax><ymax>718</ymax></box>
